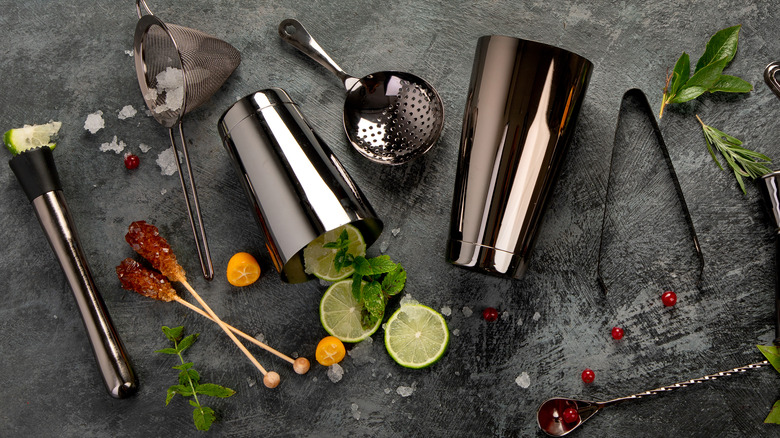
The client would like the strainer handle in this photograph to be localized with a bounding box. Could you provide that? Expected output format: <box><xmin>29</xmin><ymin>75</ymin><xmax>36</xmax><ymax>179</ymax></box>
<box><xmin>278</xmin><ymin>19</ymin><xmax>357</xmax><ymax>90</ymax></box>
<box><xmin>136</xmin><ymin>0</ymin><xmax>153</xmax><ymax>19</ymax></box>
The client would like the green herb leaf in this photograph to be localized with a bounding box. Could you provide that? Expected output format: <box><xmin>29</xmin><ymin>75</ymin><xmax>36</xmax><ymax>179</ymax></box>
<box><xmin>382</xmin><ymin>265</ymin><xmax>407</xmax><ymax>296</ymax></box>
<box><xmin>669</xmin><ymin>52</ymin><xmax>690</xmax><ymax>97</ymax></box>
<box><xmin>758</xmin><ymin>344</ymin><xmax>780</xmax><ymax>373</ymax></box>
<box><xmin>351</xmin><ymin>274</ymin><xmax>363</xmax><ymax>301</ymax></box>
<box><xmin>166</xmin><ymin>384</ymin><xmax>194</xmax><ymax>404</ymax></box>
<box><xmin>363</xmin><ymin>281</ymin><xmax>385</xmax><ymax>321</ymax></box>
<box><xmin>154</xmin><ymin>347</ymin><xmax>179</xmax><ymax>355</ymax></box>
<box><xmin>162</xmin><ymin>326</ymin><xmax>184</xmax><ymax>342</ymax></box>
<box><xmin>694</xmin><ymin>25</ymin><xmax>741</xmax><ymax>73</ymax></box>
<box><xmin>177</xmin><ymin>333</ymin><xmax>198</xmax><ymax>353</ymax></box>
<box><xmin>178</xmin><ymin>368</ymin><xmax>200</xmax><ymax>386</ymax></box>
<box><xmin>172</xmin><ymin>362</ymin><xmax>194</xmax><ymax>371</ymax></box>
<box><xmin>193</xmin><ymin>406</ymin><xmax>216</xmax><ymax>431</ymax></box>
<box><xmin>659</xmin><ymin>25</ymin><xmax>750</xmax><ymax>117</ymax></box>
<box><xmin>710</xmin><ymin>75</ymin><xmax>753</xmax><ymax>93</ymax></box>
<box><xmin>196</xmin><ymin>383</ymin><xmax>236</xmax><ymax>398</ymax></box>
<box><xmin>765</xmin><ymin>401</ymin><xmax>780</xmax><ymax>424</ymax></box>
<box><xmin>698</xmin><ymin>116</ymin><xmax>772</xmax><ymax>194</ymax></box>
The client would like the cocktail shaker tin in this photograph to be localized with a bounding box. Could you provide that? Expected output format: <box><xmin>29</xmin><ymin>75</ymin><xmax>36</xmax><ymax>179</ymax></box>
<box><xmin>218</xmin><ymin>88</ymin><xmax>383</xmax><ymax>283</ymax></box>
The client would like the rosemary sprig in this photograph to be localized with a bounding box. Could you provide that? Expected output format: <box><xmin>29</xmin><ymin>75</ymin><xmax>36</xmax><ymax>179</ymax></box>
<box><xmin>696</xmin><ymin>115</ymin><xmax>772</xmax><ymax>194</ymax></box>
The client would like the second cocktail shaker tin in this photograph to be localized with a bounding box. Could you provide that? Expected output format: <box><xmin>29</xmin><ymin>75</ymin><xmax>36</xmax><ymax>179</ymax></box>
<box><xmin>218</xmin><ymin>88</ymin><xmax>383</xmax><ymax>283</ymax></box>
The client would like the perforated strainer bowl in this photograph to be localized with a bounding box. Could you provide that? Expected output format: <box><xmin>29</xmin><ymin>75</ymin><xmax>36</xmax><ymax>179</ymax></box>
<box><xmin>133</xmin><ymin>0</ymin><xmax>241</xmax><ymax>279</ymax></box>
<box><xmin>278</xmin><ymin>19</ymin><xmax>444</xmax><ymax>165</ymax></box>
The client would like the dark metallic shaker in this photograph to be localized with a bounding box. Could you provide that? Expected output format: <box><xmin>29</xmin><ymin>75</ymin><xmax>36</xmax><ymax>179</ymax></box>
<box><xmin>218</xmin><ymin>88</ymin><xmax>383</xmax><ymax>283</ymax></box>
<box><xmin>9</xmin><ymin>147</ymin><xmax>137</xmax><ymax>398</ymax></box>
<box><xmin>447</xmin><ymin>36</ymin><xmax>592</xmax><ymax>278</ymax></box>
<box><xmin>760</xmin><ymin>171</ymin><xmax>780</xmax><ymax>346</ymax></box>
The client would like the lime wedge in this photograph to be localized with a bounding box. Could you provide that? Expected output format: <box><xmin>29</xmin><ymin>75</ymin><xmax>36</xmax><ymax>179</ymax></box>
<box><xmin>4</xmin><ymin>121</ymin><xmax>62</xmax><ymax>155</ymax></box>
<box><xmin>320</xmin><ymin>279</ymin><xmax>381</xmax><ymax>343</ymax></box>
<box><xmin>384</xmin><ymin>304</ymin><xmax>449</xmax><ymax>369</ymax></box>
<box><xmin>303</xmin><ymin>224</ymin><xmax>366</xmax><ymax>281</ymax></box>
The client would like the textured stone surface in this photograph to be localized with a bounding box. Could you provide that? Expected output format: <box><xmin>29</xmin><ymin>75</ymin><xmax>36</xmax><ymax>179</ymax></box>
<box><xmin>1</xmin><ymin>1</ymin><xmax>780</xmax><ymax>436</ymax></box>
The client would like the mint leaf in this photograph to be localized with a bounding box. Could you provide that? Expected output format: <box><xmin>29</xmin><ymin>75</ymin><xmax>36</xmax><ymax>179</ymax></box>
<box><xmin>166</xmin><ymin>384</ymin><xmax>194</xmax><ymax>404</ymax></box>
<box><xmin>765</xmin><ymin>401</ymin><xmax>780</xmax><ymax>424</ymax></box>
<box><xmin>193</xmin><ymin>406</ymin><xmax>216</xmax><ymax>431</ymax></box>
<box><xmin>196</xmin><ymin>383</ymin><xmax>236</xmax><ymax>398</ymax></box>
<box><xmin>694</xmin><ymin>25</ymin><xmax>741</xmax><ymax>73</ymax></box>
<box><xmin>353</xmin><ymin>256</ymin><xmax>371</xmax><ymax>276</ymax></box>
<box><xmin>363</xmin><ymin>281</ymin><xmax>385</xmax><ymax>321</ymax></box>
<box><xmin>710</xmin><ymin>75</ymin><xmax>753</xmax><ymax>93</ymax></box>
<box><xmin>178</xmin><ymin>368</ymin><xmax>200</xmax><ymax>386</ymax></box>
<box><xmin>367</xmin><ymin>256</ymin><xmax>397</xmax><ymax>275</ymax></box>
<box><xmin>351</xmin><ymin>274</ymin><xmax>363</xmax><ymax>301</ymax></box>
<box><xmin>155</xmin><ymin>347</ymin><xmax>179</xmax><ymax>355</ymax></box>
<box><xmin>162</xmin><ymin>326</ymin><xmax>184</xmax><ymax>342</ymax></box>
<box><xmin>322</xmin><ymin>241</ymin><xmax>340</xmax><ymax>249</ymax></box>
<box><xmin>177</xmin><ymin>333</ymin><xmax>198</xmax><ymax>353</ymax></box>
<box><xmin>382</xmin><ymin>265</ymin><xmax>407</xmax><ymax>296</ymax></box>
<box><xmin>172</xmin><ymin>362</ymin><xmax>194</xmax><ymax>371</ymax></box>
<box><xmin>758</xmin><ymin>344</ymin><xmax>780</xmax><ymax>373</ymax></box>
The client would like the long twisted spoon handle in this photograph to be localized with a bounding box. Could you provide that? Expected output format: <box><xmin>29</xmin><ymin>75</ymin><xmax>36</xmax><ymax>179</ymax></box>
<box><xmin>603</xmin><ymin>361</ymin><xmax>769</xmax><ymax>406</ymax></box>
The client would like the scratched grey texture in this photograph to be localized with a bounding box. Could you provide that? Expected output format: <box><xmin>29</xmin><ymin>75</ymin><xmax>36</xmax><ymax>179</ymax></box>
<box><xmin>1</xmin><ymin>0</ymin><xmax>780</xmax><ymax>437</ymax></box>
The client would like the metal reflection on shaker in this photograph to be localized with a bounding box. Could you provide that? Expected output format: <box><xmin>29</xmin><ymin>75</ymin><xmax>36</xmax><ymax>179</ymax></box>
<box><xmin>447</xmin><ymin>35</ymin><xmax>593</xmax><ymax>278</ymax></box>
<box><xmin>218</xmin><ymin>88</ymin><xmax>383</xmax><ymax>283</ymax></box>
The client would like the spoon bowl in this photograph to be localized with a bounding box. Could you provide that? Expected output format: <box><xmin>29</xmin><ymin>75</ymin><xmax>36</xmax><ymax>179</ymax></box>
<box><xmin>537</xmin><ymin>398</ymin><xmax>601</xmax><ymax>437</ymax></box>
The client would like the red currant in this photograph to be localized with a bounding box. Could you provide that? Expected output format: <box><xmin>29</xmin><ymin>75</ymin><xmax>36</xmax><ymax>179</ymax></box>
<box><xmin>482</xmin><ymin>307</ymin><xmax>498</xmax><ymax>322</ymax></box>
<box><xmin>661</xmin><ymin>291</ymin><xmax>677</xmax><ymax>307</ymax></box>
<box><xmin>611</xmin><ymin>326</ymin><xmax>624</xmax><ymax>340</ymax></box>
<box><xmin>124</xmin><ymin>154</ymin><xmax>140</xmax><ymax>170</ymax></box>
<box><xmin>581</xmin><ymin>368</ymin><xmax>595</xmax><ymax>384</ymax></box>
<box><xmin>562</xmin><ymin>407</ymin><xmax>579</xmax><ymax>424</ymax></box>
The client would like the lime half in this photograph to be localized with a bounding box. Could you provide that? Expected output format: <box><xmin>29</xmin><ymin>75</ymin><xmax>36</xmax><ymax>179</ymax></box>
<box><xmin>303</xmin><ymin>224</ymin><xmax>366</xmax><ymax>281</ymax></box>
<box><xmin>320</xmin><ymin>279</ymin><xmax>381</xmax><ymax>343</ymax></box>
<box><xmin>4</xmin><ymin>121</ymin><xmax>62</xmax><ymax>155</ymax></box>
<box><xmin>384</xmin><ymin>304</ymin><xmax>449</xmax><ymax>369</ymax></box>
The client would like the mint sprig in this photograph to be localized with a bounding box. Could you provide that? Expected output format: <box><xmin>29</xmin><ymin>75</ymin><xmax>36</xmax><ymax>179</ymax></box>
<box><xmin>156</xmin><ymin>326</ymin><xmax>236</xmax><ymax>431</ymax></box>
<box><xmin>323</xmin><ymin>234</ymin><xmax>407</xmax><ymax>330</ymax></box>
<box><xmin>660</xmin><ymin>25</ymin><xmax>752</xmax><ymax>118</ymax></box>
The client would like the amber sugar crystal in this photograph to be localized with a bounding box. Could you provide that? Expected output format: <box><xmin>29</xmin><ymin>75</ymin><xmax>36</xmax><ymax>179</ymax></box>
<box><xmin>125</xmin><ymin>221</ymin><xmax>186</xmax><ymax>282</ymax></box>
<box><xmin>116</xmin><ymin>258</ymin><xmax>177</xmax><ymax>302</ymax></box>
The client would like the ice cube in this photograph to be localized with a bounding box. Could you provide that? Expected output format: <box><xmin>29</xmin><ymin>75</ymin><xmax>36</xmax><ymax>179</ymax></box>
<box><xmin>118</xmin><ymin>105</ymin><xmax>137</xmax><ymax>120</ymax></box>
<box><xmin>327</xmin><ymin>364</ymin><xmax>344</xmax><ymax>383</ymax></box>
<box><xmin>440</xmin><ymin>306</ymin><xmax>452</xmax><ymax>317</ymax></box>
<box><xmin>156</xmin><ymin>147</ymin><xmax>179</xmax><ymax>176</ymax></box>
<box><xmin>84</xmin><ymin>111</ymin><xmax>105</xmax><ymax>134</ymax></box>
<box><xmin>99</xmin><ymin>135</ymin><xmax>126</xmax><ymax>154</ymax></box>
<box><xmin>515</xmin><ymin>372</ymin><xmax>531</xmax><ymax>388</ymax></box>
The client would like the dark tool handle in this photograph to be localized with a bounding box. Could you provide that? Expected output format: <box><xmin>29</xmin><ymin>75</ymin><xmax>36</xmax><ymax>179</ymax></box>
<box><xmin>10</xmin><ymin>148</ymin><xmax>137</xmax><ymax>398</ymax></box>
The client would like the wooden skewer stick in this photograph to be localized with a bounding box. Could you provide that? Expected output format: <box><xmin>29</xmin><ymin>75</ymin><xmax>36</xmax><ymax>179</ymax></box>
<box><xmin>179</xmin><ymin>279</ymin><xmax>281</xmax><ymax>388</ymax></box>
<box><xmin>172</xmin><ymin>296</ymin><xmax>310</xmax><ymax>374</ymax></box>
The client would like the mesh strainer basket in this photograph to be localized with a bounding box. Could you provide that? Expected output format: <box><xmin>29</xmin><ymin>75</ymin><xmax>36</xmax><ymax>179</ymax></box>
<box><xmin>133</xmin><ymin>0</ymin><xmax>241</xmax><ymax>280</ymax></box>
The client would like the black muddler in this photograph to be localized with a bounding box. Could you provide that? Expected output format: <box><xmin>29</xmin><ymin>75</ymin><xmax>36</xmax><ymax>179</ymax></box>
<box><xmin>9</xmin><ymin>147</ymin><xmax>136</xmax><ymax>398</ymax></box>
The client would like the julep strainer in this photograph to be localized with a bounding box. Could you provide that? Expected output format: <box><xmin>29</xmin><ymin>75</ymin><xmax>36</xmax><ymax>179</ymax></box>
<box><xmin>133</xmin><ymin>0</ymin><xmax>241</xmax><ymax>279</ymax></box>
<box><xmin>278</xmin><ymin>19</ymin><xmax>444</xmax><ymax>165</ymax></box>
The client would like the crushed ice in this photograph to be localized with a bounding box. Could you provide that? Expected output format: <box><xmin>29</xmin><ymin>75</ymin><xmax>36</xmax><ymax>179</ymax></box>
<box><xmin>327</xmin><ymin>363</ymin><xmax>344</xmax><ymax>383</ymax></box>
<box><xmin>399</xmin><ymin>294</ymin><xmax>418</xmax><ymax>306</ymax></box>
<box><xmin>501</xmin><ymin>311</ymin><xmax>510</xmax><ymax>321</ymax></box>
<box><xmin>138</xmin><ymin>143</ymin><xmax>151</xmax><ymax>153</ymax></box>
<box><xmin>391</xmin><ymin>228</ymin><xmax>401</xmax><ymax>237</ymax></box>
<box><xmin>452</xmin><ymin>329</ymin><xmax>460</xmax><ymax>336</ymax></box>
<box><xmin>156</xmin><ymin>147</ymin><xmax>179</xmax><ymax>176</ymax></box>
<box><xmin>351</xmin><ymin>403</ymin><xmax>360</xmax><ymax>420</ymax></box>
<box><xmin>379</xmin><ymin>240</ymin><xmax>389</xmax><ymax>253</ymax></box>
<box><xmin>396</xmin><ymin>382</ymin><xmax>416</xmax><ymax>397</ymax></box>
<box><xmin>440</xmin><ymin>306</ymin><xmax>452</xmax><ymax>317</ymax></box>
<box><xmin>118</xmin><ymin>105</ymin><xmax>137</xmax><ymax>120</ymax></box>
<box><xmin>532</xmin><ymin>312</ymin><xmax>541</xmax><ymax>321</ymax></box>
<box><xmin>152</xmin><ymin>67</ymin><xmax>185</xmax><ymax>114</ymax></box>
<box><xmin>254</xmin><ymin>333</ymin><xmax>266</xmax><ymax>344</ymax></box>
<box><xmin>462</xmin><ymin>306</ymin><xmax>473</xmax><ymax>317</ymax></box>
<box><xmin>347</xmin><ymin>336</ymin><xmax>375</xmax><ymax>365</ymax></box>
<box><xmin>99</xmin><ymin>136</ymin><xmax>126</xmax><ymax>154</ymax></box>
<box><xmin>515</xmin><ymin>372</ymin><xmax>531</xmax><ymax>388</ymax></box>
<box><xmin>84</xmin><ymin>111</ymin><xmax>105</xmax><ymax>134</ymax></box>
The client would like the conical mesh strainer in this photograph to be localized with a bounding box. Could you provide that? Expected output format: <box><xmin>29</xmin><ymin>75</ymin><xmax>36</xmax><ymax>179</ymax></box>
<box><xmin>132</xmin><ymin>0</ymin><xmax>241</xmax><ymax>280</ymax></box>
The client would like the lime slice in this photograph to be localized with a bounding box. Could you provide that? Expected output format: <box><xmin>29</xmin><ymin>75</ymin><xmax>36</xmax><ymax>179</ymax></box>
<box><xmin>303</xmin><ymin>224</ymin><xmax>366</xmax><ymax>281</ymax></box>
<box><xmin>384</xmin><ymin>304</ymin><xmax>449</xmax><ymax>369</ymax></box>
<box><xmin>4</xmin><ymin>121</ymin><xmax>62</xmax><ymax>155</ymax></box>
<box><xmin>320</xmin><ymin>279</ymin><xmax>381</xmax><ymax>343</ymax></box>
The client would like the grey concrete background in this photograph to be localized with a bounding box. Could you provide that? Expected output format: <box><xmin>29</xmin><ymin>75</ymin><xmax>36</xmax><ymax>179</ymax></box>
<box><xmin>2</xmin><ymin>0</ymin><xmax>780</xmax><ymax>436</ymax></box>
